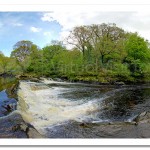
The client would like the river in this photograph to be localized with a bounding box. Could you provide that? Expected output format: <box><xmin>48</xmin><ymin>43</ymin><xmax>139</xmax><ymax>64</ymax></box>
<box><xmin>0</xmin><ymin>77</ymin><xmax>150</xmax><ymax>138</ymax></box>
<box><xmin>17</xmin><ymin>78</ymin><xmax>150</xmax><ymax>138</ymax></box>
<box><xmin>0</xmin><ymin>77</ymin><xmax>17</xmax><ymax>117</ymax></box>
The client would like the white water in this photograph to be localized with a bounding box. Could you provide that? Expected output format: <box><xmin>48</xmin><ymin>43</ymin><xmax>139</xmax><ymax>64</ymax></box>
<box><xmin>17</xmin><ymin>81</ymin><xmax>111</xmax><ymax>134</ymax></box>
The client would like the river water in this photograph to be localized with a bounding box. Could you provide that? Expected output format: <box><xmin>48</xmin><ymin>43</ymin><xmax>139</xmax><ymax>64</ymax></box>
<box><xmin>17</xmin><ymin>79</ymin><xmax>150</xmax><ymax>137</ymax></box>
<box><xmin>0</xmin><ymin>77</ymin><xmax>17</xmax><ymax>117</ymax></box>
<box><xmin>0</xmin><ymin>77</ymin><xmax>150</xmax><ymax>137</ymax></box>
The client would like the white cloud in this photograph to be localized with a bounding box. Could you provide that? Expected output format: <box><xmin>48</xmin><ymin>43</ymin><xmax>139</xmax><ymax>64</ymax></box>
<box><xmin>30</xmin><ymin>26</ymin><xmax>42</xmax><ymax>32</ymax></box>
<box><xmin>41</xmin><ymin>11</ymin><xmax>150</xmax><ymax>44</ymax></box>
<box><xmin>43</xmin><ymin>31</ymin><xmax>51</xmax><ymax>36</ymax></box>
<box><xmin>12</xmin><ymin>23</ymin><xmax>23</xmax><ymax>27</ymax></box>
<box><xmin>41</xmin><ymin>12</ymin><xmax>91</xmax><ymax>31</ymax></box>
<box><xmin>41</xmin><ymin>13</ymin><xmax>55</xmax><ymax>22</ymax></box>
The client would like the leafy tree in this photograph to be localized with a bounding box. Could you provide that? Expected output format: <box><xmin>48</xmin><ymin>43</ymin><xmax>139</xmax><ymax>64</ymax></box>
<box><xmin>26</xmin><ymin>50</ymin><xmax>43</xmax><ymax>76</ymax></box>
<box><xmin>0</xmin><ymin>52</ymin><xmax>12</xmax><ymax>74</ymax></box>
<box><xmin>125</xmin><ymin>33</ymin><xmax>150</xmax><ymax>78</ymax></box>
<box><xmin>0</xmin><ymin>56</ymin><xmax>10</xmax><ymax>73</ymax></box>
<box><xmin>67</xmin><ymin>23</ymin><xmax>126</xmax><ymax>67</ymax></box>
<box><xmin>89</xmin><ymin>23</ymin><xmax>126</xmax><ymax>65</ymax></box>
<box><xmin>43</xmin><ymin>41</ymin><xmax>65</xmax><ymax>61</ymax></box>
<box><xmin>55</xmin><ymin>49</ymin><xmax>83</xmax><ymax>79</ymax></box>
<box><xmin>67</xmin><ymin>26</ymin><xmax>91</xmax><ymax>56</ymax></box>
<box><xmin>11</xmin><ymin>40</ymin><xmax>39</xmax><ymax>73</ymax></box>
<box><xmin>38</xmin><ymin>41</ymin><xmax>66</xmax><ymax>76</ymax></box>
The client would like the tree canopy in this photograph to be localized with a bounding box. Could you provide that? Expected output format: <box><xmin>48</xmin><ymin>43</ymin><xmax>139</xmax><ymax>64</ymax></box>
<box><xmin>11</xmin><ymin>40</ymin><xmax>40</xmax><ymax>73</ymax></box>
<box><xmin>0</xmin><ymin>23</ymin><xmax>149</xmax><ymax>83</ymax></box>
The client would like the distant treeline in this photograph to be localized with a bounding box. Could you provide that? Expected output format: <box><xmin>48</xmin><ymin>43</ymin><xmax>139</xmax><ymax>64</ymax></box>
<box><xmin>0</xmin><ymin>23</ymin><xmax>150</xmax><ymax>83</ymax></box>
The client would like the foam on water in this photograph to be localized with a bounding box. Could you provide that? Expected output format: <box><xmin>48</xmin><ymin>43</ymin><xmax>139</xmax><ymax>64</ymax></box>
<box><xmin>17</xmin><ymin>81</ymin><xmax>111</xmax><ymax>134</ymax></box>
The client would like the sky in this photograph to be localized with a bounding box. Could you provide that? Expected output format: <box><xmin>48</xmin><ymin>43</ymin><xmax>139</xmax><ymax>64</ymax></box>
<box><xmin>0</xmin><ymin>11</ymin><xmax>150</xmax><ymax>56</ymax></box>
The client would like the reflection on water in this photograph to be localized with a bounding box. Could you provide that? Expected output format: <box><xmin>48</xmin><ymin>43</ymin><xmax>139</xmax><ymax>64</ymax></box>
<box><xmin>0</xmin><ymin>77</ymin><xmax>17</xmax><ymax>91</ymax></box>
<box><xmin>0</xmin><ymin>77</ymin><xmax>17</xmax><ymax>117</ymax></box>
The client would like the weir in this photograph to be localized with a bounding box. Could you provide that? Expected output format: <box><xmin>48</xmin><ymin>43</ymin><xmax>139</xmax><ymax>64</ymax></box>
<box><xmin>17</xmin><ymin>81</ymin><xmax>110</xmax><ymax>135</ymax></box>
<box><xmin>17</xmin><ymin>80</ymin><xmax>150</xmax><ymax>137</ymax></box>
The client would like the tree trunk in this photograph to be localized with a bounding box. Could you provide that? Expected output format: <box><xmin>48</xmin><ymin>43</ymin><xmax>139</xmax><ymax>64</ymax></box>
<box><xmin>101</xmin><ymin>54</ymin><xmax>104</xmax><ymax>65</ymax></box>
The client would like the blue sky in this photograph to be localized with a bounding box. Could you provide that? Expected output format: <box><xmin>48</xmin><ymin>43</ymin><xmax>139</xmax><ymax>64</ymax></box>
<box><xmin>0</xmin><ymin>12</ymin><xmax>61</xmax><ymax>56</ymax></box>
<box><xmin>0</xmin><ymin>11</ymin><xmax>150</xmax><ymax>56</ymax></box>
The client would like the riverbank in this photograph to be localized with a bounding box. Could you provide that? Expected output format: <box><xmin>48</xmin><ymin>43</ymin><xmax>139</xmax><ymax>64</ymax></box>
<box><xmin>13</xmin><ymin>74</ymin><xmax>150</xmax><ymax>88</ymax></box>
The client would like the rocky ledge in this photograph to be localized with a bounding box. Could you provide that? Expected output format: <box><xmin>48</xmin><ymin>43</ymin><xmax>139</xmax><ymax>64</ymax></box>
<box><xmin>0</xmin><ymin>110</ymin><xmax>150</xmax><ymax>138</ymax></box>
<box><xmin>45</xmin><ymin>111</ymin><xmax>150</xmax><ymax>138</ymax></box>
<box><xmin>0</xmin><ymin>111</ymin><xmax>44</xmax><ymax>138</ymax></box>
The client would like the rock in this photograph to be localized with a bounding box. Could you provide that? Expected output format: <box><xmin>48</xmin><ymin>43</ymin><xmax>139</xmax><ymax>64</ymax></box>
<box><xmin>0</xmin><ymin>112</ymin><xmax>28</xmax><ymax>138</ymax></box>
<box><xmin>27</xmin><ymin>127</ymin><xmax>44</xmax><ymax>138</ymax></box>
<box><xmin>2</xmin><ymin>104</ymin><xmax>13</xmax><ymax>112</ymax></box>
<box><xmin>0</xmin><ymin>112</ymin><xmax>44</xmax><ymax>138</ymax></box>
<box><xmin>131</xmin><ymin>111</ymin><xmax>149</xmax><ymax>123</ymax></box>
<box><xmin>139</xmin><ymin>111</ymin><xmax>147</xmax><ymax>118</ymax></box>
<box><xmin>114</xmin><ymin>81</ymin><xmax>125</xmax><ymax>85</ymax></box>
<box><xmin>136</xmin><ymin>111</ymin><xmax>150</xmax><ymax>123</ymax></box>
<box><xmin>12</xmin><ymin>122</ymin><xmax>28</xmax><ymax>132</ymax></box>
<box><xmin>45</xmin><ymin>117</ymin><xmax>150</xmax><ymax>138</ymax></box>
<box><xmin>44</xmin><ymin>112</ymin><xmax>150</xmax><ymax>138</ymax></box>
<box><xmin>20</xmin><ymin>123</ymin><xmax>28</xmax><ymax>132</ymax></box>
<box><xmin>12</xmin><ymin>122</ymin><xmax>44</xmax><ymax>138</ymax></box>
<box><xmin>29</xmin><ymin>78</ymin><xmax>40</xmax><ymax>82</ymax></box>
<box><xmin>6</xmin><ymin>81</ymin><xmax>19</xmax><ymax>99</ymax></box>
<box><xmin>54</xmin><ymin>78</ymin><xmax>63</xmax><ymax>82</ymax></box>
<box><xmin>79</xmin><ymin>123</ymin><xmax>90</xmax><ymax>128</ymax></box>
<box><xmin>16</xmin><ymin>75</ymin><xmax>39</xmax><ymax>81</ymax></box>
<box><xmin>12</xmin><ymin>125</ymin><xmax>20</xmax><ymax>131</ymax></box>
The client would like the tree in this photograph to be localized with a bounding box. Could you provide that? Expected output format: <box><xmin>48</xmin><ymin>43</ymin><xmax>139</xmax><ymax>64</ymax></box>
<box><xmin>67</xmin><ymin>26</ymin><xmax>91</xmax><ymax>56</ymax></box>
<box><xmin>27</xmin><ymin>50</ymin><xmax>43</xmax><ymax>75</ymax></box>
<box><xmin>11</xmin><ymin>40</ymin><xmax>39</xmax><ymax>73</ymax></box>
<box><xmin>43</xmin><ymin>41</ymin><xmax>65</xmax><ymax>61</ymax></box>
<box><xmin>125</xmin><ymin>33</ymin><xmax>150</xmax><ymax>78</ymax></box>
<box><xmin>90</xmin><ymin>23</ymin><xmax>126</xmax><ymax>65</ymax></box>
<box><xmin>0</xmin><ymin>56</ymin><xmax>10</xmax><ymax>73</ymax></box>
<box><xmin>39</xmin><ymin>41</ymin><xmax>66</xmax><ymax>76</ymax></box>
<box><xmin>0</xmin><ymin>52</ymin><xmax>9</xmax><ymax>73</ymax></box>
<box><xmin>67</xmin><ymin>23</ymin><xmax>126</xmax><ymax>67</ymax></box>
<box><xmin>54</xmin><ymin>48</ymin><xmax>82</xmax><ymax>78</ymax></box>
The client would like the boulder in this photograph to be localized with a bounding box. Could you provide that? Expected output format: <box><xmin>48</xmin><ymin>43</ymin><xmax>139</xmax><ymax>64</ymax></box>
<box><xmin>26</xmin><ymin>127</ymin><xmax>44</xmax><ymax>138</ymax></box>
<box><xmin>133</xmin><ymin>111</ymin><xmax>150</xmax><ymax>123</ymax></box>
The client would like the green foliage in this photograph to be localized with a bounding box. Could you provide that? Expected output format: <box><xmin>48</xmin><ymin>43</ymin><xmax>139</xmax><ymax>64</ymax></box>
<box><xmin>0</xmin><ymin>53</ymin><xmax>12</xmax><ymax>73</ymax></box>
<box><xmin>125</xmin><ymin>33</ymin><xmax>150</xmax><ymax>79</ymax></box>
<box><xmin>26</xmin><ymin>41</ymin><xmax>67</xmax><ymax>77</ymax></box>
<box><xmin>125</xmin><ymin>33</ymin><xmax>150</xmax><ymax>61</ymax></box>
<box><xmin>2</xmin><ymin>23</ymin><xmax>150</xmax><ymax>83</ymax></box>
<box><xmin>142</xmin><ymin>63</ymin><xmax>150</xmax><ymax>81</ymax></box>
<box><xmin>11</xmin><ymin>40</ymin><xmax>40</xmax><ymax>73</ymax></box>
<box><xmin>108</xmin><ymin>63</ymin><xmax>132</xmax><ymax>82</ymax></box>
<box><xmin>26</xmin><ymin>50</ymin><xmax>43</xmax><ymax>76</ymax></box>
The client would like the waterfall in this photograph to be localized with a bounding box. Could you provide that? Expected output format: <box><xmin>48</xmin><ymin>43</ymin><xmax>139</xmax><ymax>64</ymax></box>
<box><xmin>17</xmin><ymin>81</ymin><xmax>113</xmax><ymax>134</ymax></box>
